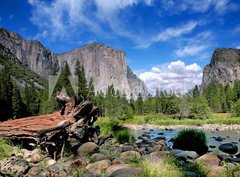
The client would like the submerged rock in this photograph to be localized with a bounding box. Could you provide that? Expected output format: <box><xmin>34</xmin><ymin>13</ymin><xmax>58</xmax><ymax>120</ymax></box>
<box><xmin>219</xmin><ymin>143</ymin><xmax>238</xmax><ymax>154</ymax></box>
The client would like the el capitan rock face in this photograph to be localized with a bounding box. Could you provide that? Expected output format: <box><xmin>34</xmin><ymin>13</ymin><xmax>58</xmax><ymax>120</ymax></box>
<box><xmin>202</xmin><ymin>48</ymin><xmax>240</xmax><ymax>87</ymax></box>
<box><xmin>0</xmin><ymin>28</ymin><xmax>147</xmax><ymax>97</ymax></box>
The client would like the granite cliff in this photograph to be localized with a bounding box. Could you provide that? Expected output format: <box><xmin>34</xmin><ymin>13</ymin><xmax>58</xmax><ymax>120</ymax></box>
<box><xmin>0</xmin><ymin>28</ymin><xmax>147</xmax><ymax>97</ymax></box>
<box><xmin>202</xmin><ymin>48</ymin><xmax>240</xmax><ymax>87</ymax></box>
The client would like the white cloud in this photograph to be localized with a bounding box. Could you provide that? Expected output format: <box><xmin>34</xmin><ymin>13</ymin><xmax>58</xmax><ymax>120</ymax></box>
<box><xmin>154</xmin><ymin>21</ymin><xmax>198</xmax><ymax>42</ymax></box>
<box><xmin>139</xmin><ymin>60</ymin><xmax>202</xmax><ymax>95</ymax></box>
<box><xmin>161</xmin><ymin>0</ymin><xmax>238</xmax><ymax>14</ymax></box>
<box><xmin>173</xmin><ymin>31</ymin><xmax>213</xmax><ymax>59</ymax></box>
<box><xmin>175</xmin><ymin>45</ymin><xmax>207</xmax><ymax>57</ymax></box>
<box><xmin>28</xmin><ymin>0</ymin><xmax>152</xmax><ymax>41</ymax></box>
<box><xmin>136</xmin><ymin>21</ymin><xmax>199</xmax><ymax>48</ymax></box>
<box><xmin>28</xmin><ymin>0</ymin><xmax>101</xmax><ymax>39</ymax></box>
<box><xmin>237</xmin><ymin>46</ymin><xmax>240</xmax><ymax>49</ymax></box>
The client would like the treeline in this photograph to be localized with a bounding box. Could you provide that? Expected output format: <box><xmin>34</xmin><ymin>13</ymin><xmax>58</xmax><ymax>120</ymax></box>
<box><xmin>2</xmin><ymin>58</ymin><xmax>240</xmax><ymax>121</ymax></box>
<box><xmin>0</xmin><ymin>67</ymin><xmax>39</xmax><ymax>120</ymax></box>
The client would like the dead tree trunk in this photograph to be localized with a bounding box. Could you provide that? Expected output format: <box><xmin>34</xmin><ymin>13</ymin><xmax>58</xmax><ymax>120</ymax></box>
<box><xmin>0</xmin><ymin>92</ymin><xmax>100</xmax><ymax>159</ymax></box>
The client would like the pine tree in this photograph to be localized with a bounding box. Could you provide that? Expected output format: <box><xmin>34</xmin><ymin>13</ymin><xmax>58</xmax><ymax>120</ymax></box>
<box><xmin>75</xmin><ymin>60</ymin><xmax>88</xmax><ymax>98</ymax></box>
<box><xmin>88</xmin><ymin>78</ymin><xmax>95</xmax><ymax>101</ymax></box>
<box><xmin>135</xmin><ymin>93</ymin><xmax>144</xmax><ymax>115</ymax></box>
<box><xmin>0</xmin><ymin>66</ymin><xmax>13</xmax><ymax>120</ymax></box>
<box><xmin>24</xmin><ymin>83</ymin><xmax>40</xmax><ymax>116</ymax></box>
<box><xmin>12</xmin><ymin>82</ymin><xmax>27</xmax><ymax>119</ymax></box>
<box><xmin>193</xmin><ymin>85</ymin><xmax>200</xmax><ymax>98</ymax></box>
<box><xmin>55</xmin><ymin>62</ymin><xmax>74</xmax><ymax>97</ymax></box>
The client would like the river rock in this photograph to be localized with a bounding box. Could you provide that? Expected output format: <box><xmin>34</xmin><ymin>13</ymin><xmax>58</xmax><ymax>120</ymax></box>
<box><xmin>208</xmin><ymin>166</ymin><xmax>226</xmax><ymax>177</ymax></box>
<box><xmin>0</xmin><ymin>157</ymin><xmax>30</xmax><ymax>176</ymax></box>
<box><xmin>234</xmin><ymin>171</ymin><xmax>240</xmax><ymax>177</ymax></box>
<box><xmin>117</xmin><ymin>145</ymin><xmax>134</xmax><ymax>152</ymax></box>
<box><xmin>86</xmin><ymin>159</ymin><xmax>111</xmax><ymax>170</ymax></box>
<box><xmin>27</xmin><ymin>166</ymin><xmax>49</xmax><ymax>176</ymax></box>
<box><xmin>77</xmin><ymin>142</ymin><xmax>99</xmax><ymax>157</ymax></box>
<box><xmin>171</xmin><ymin>149</ymin><xmax>199</xmax><ymax>161</ymax></box>
<box><xmin>48</xmin><ymin>163</ymin><xmax>67</xmax><ymax>177</ymax></box>
<box><xmin>70</xmin><ymin>158</ymin><xmax>88</xmax><ymax>168</ymax></box>
<box><xmin>112</xmin><ymin>159</ymin><xmax>124</xmax><ymax>165</ymax></box>
<box><xmin>219</xmin><ymin>143</ymin><xmax>238</xmax><ymax>154</ymax></box>
<box><xmin>196</xmin><ymin>154</ymin><xmax>220</xmax><ymax>166</ymax></box>
<box><xmin>90</xmin><ymin>153</ymin><xmax>110</xmax><ymax>163</ymax></box>
<box><xmin>150</xmin><ymin>151</ymin><xmax>170</xmax><ymax>158</ymax></box>
<box><xmin>120</xmin><ymin>151</ymin><xmax>141</xmax><ymax>160</ymax></box>
<box><xmin>109</xmin><ymin>168</ymin><xmax>141</xmax><ymax>177</ymax></box>
<box><xmin>214</xmin><ymin>136</ymin><xmax>224</xmax><ymax>141</ymax></box>
<box><xmin>106</xmin><ymin>164</ymin><xmax>133</xmax><ymax>175</ymax></box>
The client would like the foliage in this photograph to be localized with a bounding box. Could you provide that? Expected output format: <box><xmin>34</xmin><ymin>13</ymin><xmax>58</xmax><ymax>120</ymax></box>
<box><xmin>115</xmin><ymin>128</ymin><xmax>135</xmax><ymax>144</ymax></box>
<box><xmin>231</xmin><ymin>99</ymin><xmax>240</xmax><ymax>117</ymax></box>
<box><xmin>75</xmin><ymin>60</ymin><xmax>88</xmax><ymax>98</ymax></box>
<box><xmin>172</xmin><ymin>129</ymin><xmax>208</xmax><ymax>155</ymax></box>
<box><xmin>189</xmin><ymin>97</ymin><xmax>210</xmax><ymax>119</ymax></box>
<box><xmin>140</xmin><ymin>156</ymin><xmax>184</xmax><ymax>177</ymax></box>
<box><xmin>12</xmin><ymin>81</ymin><xmax>27</xmax><ymax>118</ymax></box>
<box><xmin>0</xmin><ymin>138</ymin><xmax>16</xmax><ymax>160</ymax></box>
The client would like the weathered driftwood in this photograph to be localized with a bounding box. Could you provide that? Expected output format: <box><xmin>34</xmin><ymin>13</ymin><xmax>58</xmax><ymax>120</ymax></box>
<box><xmin>0</xmin><ymin>92</ymin><xmax>100</xmax><ymax>159</ymax></box>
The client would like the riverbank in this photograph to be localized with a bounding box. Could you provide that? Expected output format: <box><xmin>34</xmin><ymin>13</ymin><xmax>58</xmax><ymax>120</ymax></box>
<box><xmin>124</xmin><ymin>124</ymin><xmax>240</xmax><ymax>133</ymax></box>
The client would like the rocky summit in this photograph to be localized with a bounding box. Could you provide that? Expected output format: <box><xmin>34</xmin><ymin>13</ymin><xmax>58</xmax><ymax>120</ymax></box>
<box><xmin>202</xmin><ymin>48</ymin><xmax>240</xmax><ymax>87</ymax></box>
<box><xmin>0</xmin><ymin>27</ymin><xmax>148</xmax><ymax>97</ymax></box>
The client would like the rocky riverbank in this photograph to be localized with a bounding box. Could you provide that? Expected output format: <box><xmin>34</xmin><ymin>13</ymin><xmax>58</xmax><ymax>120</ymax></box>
<box><xmin>0</xmin><ymin>131</ymin><xmax>240</xmax><ymax>177</ymax></box>
<box><xmin>124</xmin><ymin>124</ymin><xmax>240</xmax><ymax>133</ymax></box>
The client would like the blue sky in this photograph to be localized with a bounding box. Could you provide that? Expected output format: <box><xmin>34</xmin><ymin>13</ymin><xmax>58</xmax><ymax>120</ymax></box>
<box><xmin>0</xmin><ymin>0</ymin><xmax>240</xmax><ymax>93</ymax></box>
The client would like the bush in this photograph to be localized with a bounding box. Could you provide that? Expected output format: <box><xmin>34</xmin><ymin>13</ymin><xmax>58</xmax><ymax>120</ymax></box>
<box><xmin>231</xmin><ymin>100</ymin><xmax>240</xmax><ymax>117</ymax></box>
<box><xmin>189</xmin><ymin>97</ymin><xmax>210</xmax><ymax>119</ymax></box>
<box><xmin>172</xmin><ymin>129</ymin><xmax>208</xmax><ymax>155</ymax></box>
<box><xmin>115</xmin><ymin>128</ymin><xmax>135</xmax><ymax>144</ymax></box>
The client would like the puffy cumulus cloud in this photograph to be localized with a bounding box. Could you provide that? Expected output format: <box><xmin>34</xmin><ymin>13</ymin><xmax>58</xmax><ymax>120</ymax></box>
<box><xmin>139</xmin><ymin>60</ymin><xmax>202</xmax><ymax>95</ymax></box>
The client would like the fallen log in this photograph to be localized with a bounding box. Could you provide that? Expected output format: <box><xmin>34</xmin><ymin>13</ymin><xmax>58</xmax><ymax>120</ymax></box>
<box><xmin>0</xmin><ymin>92</ymin><xmax>100</xmax><ymax>159</ymax></box>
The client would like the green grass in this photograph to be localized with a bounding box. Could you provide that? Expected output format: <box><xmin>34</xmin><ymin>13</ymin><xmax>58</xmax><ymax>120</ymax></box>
<box><xmin>115</xmin><ymin>129</ymin><xmax>136</xmax><ymax>144</ymax></box>
<box><xmin>96</xmin><ymin>113</ymin><xmax>240</xmax><ymax>127</ymax></box>
<box><xmin>122</xmin><ymin>113</ymin><xmax>240</xmax><ymax>126</ymax></box>
<box><xmin>0</xmin><ymin>138</ymin><xmax>18</xmax><ymax>160</ymax></box>
<box><xmin>140</xmin><ymin>156</ymin><xmax>207</xmax><ymax>177</ymax></box>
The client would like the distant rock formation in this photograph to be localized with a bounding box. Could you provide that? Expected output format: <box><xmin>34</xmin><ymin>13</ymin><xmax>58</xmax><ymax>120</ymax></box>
<box><xmin>202</xmin><ymin>48</ymin><xmax>240</xmax><ymax>87</ymax></box>
<box><xmin>0</xmin><ymin>28</ymin><xmax>148</xmax><ymax>97</ymax></box>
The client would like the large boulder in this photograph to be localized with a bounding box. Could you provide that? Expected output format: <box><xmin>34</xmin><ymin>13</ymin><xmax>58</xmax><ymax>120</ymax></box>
<box><xmin>77</xmin><ymin>142</ymin><xmax>99</xmax><ymax>157</ymax></box>
<box><xmin>219</xmin><ymin>143</ymin><xmax>238</xmax><ymax>154</ymax></box>
<box><xmin>196</xmin><ymin>154</ymin><xmax>220</xmax><ymax>166</ymax></box>
<box><xmin>0</xmin><ymin>158</ymin><xmax>30</xmax><ymax>176</ymax></box>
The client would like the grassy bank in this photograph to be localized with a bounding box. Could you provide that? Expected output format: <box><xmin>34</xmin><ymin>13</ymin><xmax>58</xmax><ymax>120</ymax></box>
<box><xmin>96</xmin><ymin>113</ymin><xmax>240</xmax><ymax>127</ymax></box>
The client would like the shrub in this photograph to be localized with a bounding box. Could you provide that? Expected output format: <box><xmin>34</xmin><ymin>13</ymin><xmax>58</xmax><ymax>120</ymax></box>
<box><xmin>172</xmin><ymin>129</ymin><xmax>208</xmax><ymax>155</ymax></box>
<box><xmin>189</xmin><ymin>97</ymin><xmax>210</xmax><ymax>119</ymax></box>
<box><xmin>231</xmin><ymin>99</ymin><xmax>240</xmax><ymax>117</ymax></box>
<box><xmin>115</xmin><ymin>128</ymin><xmax>135</xmax><ymax>144</ymax></box>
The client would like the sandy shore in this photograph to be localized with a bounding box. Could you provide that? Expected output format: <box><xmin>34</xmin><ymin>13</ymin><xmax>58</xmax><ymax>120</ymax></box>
<box><xmin>124</xmin><ymin>124</ymin><xmax>240</xmax><ymax>133</ymax></box>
